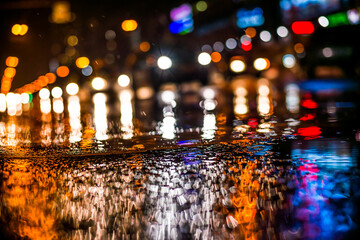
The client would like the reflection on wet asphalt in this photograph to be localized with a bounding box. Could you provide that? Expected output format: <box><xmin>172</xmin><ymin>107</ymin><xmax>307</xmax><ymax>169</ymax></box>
<box><xmin>1</xmin><ymin>80</ymin><xmax>360</xmax><ymax>239</ymax></box>
<box><xmin>1</xmin><ymin>132</ymin><xmax>359</xmax><ymax>240</ymax></box>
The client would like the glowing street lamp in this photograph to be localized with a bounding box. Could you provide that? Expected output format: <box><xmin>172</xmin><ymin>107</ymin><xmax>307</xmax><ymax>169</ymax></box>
<box><xmin>157</xmin><ymin>56</ymin><xmax>172</xmax><ymax>70</ymax></box>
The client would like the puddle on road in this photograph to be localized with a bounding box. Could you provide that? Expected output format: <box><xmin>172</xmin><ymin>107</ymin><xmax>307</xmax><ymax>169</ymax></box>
<box><xmin>1</xmin><ymin>135</ymin><xmax>359</xmax><ymax>240</ymax></box>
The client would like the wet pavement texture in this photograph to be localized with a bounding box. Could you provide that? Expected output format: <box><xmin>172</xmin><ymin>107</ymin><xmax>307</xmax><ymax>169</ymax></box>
<box><xmin>1</xmin><ymin>85</ymin><xmax>360</xmax><ymax>240</ymax></box>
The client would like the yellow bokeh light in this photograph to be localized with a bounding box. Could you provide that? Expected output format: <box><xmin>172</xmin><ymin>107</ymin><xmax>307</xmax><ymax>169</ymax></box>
<box><xmin>121</xmin><ymin>20</ymin><xmax>138</xmax><ymax>32</ymax></box>
<box><xmin>6</xmin><ymin>56</ymin><xmax>19</xmax><ymax>67</ymax></box>
<box><xmin>75</xmin><ymin>57</ymin><xmax>90</xmax><ymax>69</ymax></box>
<box><xmin>11</xmin><ymin>24</ymin><xmax>21</xmax><ymax>35</ymax></box>
<box><xmin>52</xmin><ymin>1</ymin><xmax>71</xmax><ymax>24</ymax></box>
<box><xmin>11</xmin><ymin>24</ymin><xmax>28</xmax><ymax>35</ymax></box>
<box><xmin>4</xmin><ymin>67</ymin><xmax>16</xmax><ymax>78</ymax></box>
<box><xmin>67</xmin><ymin>35</ymin><xmax>78</xmax><ymax>46</ymax></box>
<box><xmin>19</xmin><ymin>24</ymin><xmax>28</xmax><ymax>35</ymax></box>
<box><xmin>139</xmin><ymin>41</ymin><xmax>150</xmax><ymax>52</ymax></box>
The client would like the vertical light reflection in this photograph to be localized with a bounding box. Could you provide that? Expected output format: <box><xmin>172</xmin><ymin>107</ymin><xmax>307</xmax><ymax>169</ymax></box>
<box><xmin>93</xmin><ymin>93</ymin><xmax>108</xmax><ymax>140</ymax></box>
<box><xmin>234</xmin><ymin>86</ymin><xmax>248</xmax><ymax>115</ymax></box>
<box><xmin>119</xmin><ymin>89</ymin><xmax>134</xmax><ymax>139</ymax></box>
<box><xmin>52</xmin><ymin>98</ymin><xmax>65</xmax><ymax>145</ymax></box>
<box><xmin>6</xmin><ymin>93</ymin><xmax>18</xmax><ymax>116</ymax></box>
<box><xmin>161</xmin><ymin>106</ymin><xmax>176</xmax><ymax>139</ymax></box>
<box><xmin>40</xmin><ymin>99</ymin><xmax>52</xmax><ymax>114</ymax></box>
<box><xmin>5</xmin><ymin>120</ymin><xmax>18</xmax><ymax>146</ymax></box>
<box><xmin>202</xmin><ymin>113</ymin><xmax>217</xmax><ymax>139</ymax></box>
<box><xmin>1</xmin><ymin>159</ymin><xmax>59</xmax><ymax>240</ymax></box>
<box><xmin>40</xmin><ymin>97</ymin><xmax>52</xmax><ymax>146</ymax></box>
<box><xmin>290</xmin><ymin>139</ymin><xmax>358</xmax><ymax>239</ymax></box>
<box><xmin>68</xmin><ymin>95</ymin><xmax>82</xmax><ymax>142</ymax></box>
<box><xmin>285</xmin><ymin>83</ymin><xmax>300</xmax><ymax>113</ymax></box>
<box><xmin>53</xmin><ymin>98</ymin><xmax>64</xmax><ymax>114</ymax></box>
<box><xmin>15</xmin><ymin>93</ymin><xmax>22</xmax><ymax>116</ymax></box>
<box><xmin>257</xmin><ymin>79</ymin><xmax>273</xmax><ymax>116</ymax></box>
<box><xmin>0</xmin><ymin>121</ymin><xmax>5</xmax><ymax>145</ymax></box>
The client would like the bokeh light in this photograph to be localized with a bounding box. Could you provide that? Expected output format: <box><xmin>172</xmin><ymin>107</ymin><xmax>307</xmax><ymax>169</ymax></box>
<box><xmin>198</xmin><ymin>52</ymin><xmax>211</xmax><ymax>65</ymax></box>
<box><xmin>6</xmin><ymin>56</ymin><xmax>19</xmax><ymax>67</ymax></box>
<box><xmin>225</xmin><ymin>38</ymin><xmax>237</xmax><ymax>49</ymax></box>
<box><xmin>282</xmin><ymin>54</ymin><xmax>296</xmax><ymax>68</ymax></box>
<box><xmin>276</xmin><ymin>26</ymin><xmax>289</xmax><ymax>38</ymax></box>
<box><xmin>318</xmin><ymin>16</ymin><xmax>329</xmax><ymax>27</ymax></box>
<box><xmin>136</xmin><ymin>86</ymin><xmax>154</xmax><ymax>100</ymax></box>
<box><xmin>121</xmin><ymin>20</ymin><xmax>138</xmax><ymax>31</ymax></box>
<box><xmin>117</xmin><ymin>74</ymin><xmax>131</xmax><ymax>87</ymax></box>
<box><xmin>258</xmin><ymin>85</ymin><xmax>270</xmax><ymax>96</ymax></box>
<box><xmin>56</xmin><ymin>66</ymin><xmax>70</xmax><ymax>77</ymax></box>
<box><xmin>76</xmin><ymin>57</ymin><xmax>90</xmax><ymax>69</ymax></box>
<box><xmin>201</xmin><ymin>44</ymin><xmax>212</xmax><ymax>53</ymax></box>
<box><xmin>161</xmin><ymin>90</ymin><xmax>176</xmax><ymax>104</ymax></box>
<box><xmin>259</xmin><ymin>30</ymin><xmax>271</xmax><ymax>42</ymax></box>
<box><xmin>82</xmin><ymin>65</ymin><xmax>93</xmax><ymax>76</ymax></box>
<box><xmin>11</xmin><ymin>24</ymin><xmax>28</xmax><ymax>35</ymax></box>
<box><xmin>20</xmin><ymin>93</ymin><xmax>30</xmax><ymax>104</ymax></box>
<box><xmin>230</xmin><ymin>59</ymin><xmax>246</xmax><ymax>73</ymax></box>
<box><xmin>210</xmin><ymin>52</ymin><xmax>221</xmax><ymax>63</ymax></box>
<box><xmin>254</xmin><ymin>58</ymin><xmax>270</xmax><ymax>71</ymax></box>
<box><xmin>202</xmin><ymin>87</ymin><xmax>216</xmax><ymax>99</ymax></box>
<box><xmin>4</xmin><ymin>67</ymin><xmax>16</xmax><ymax>78</ymax></box>
<box><xmin>241</xmin><ymin>41</ymin><xmax>252</xmax><ymax>51</ymax></box>
<box><xmin>322</xmin><ymin>47</ymin><xmax>333</xmax><ymax>58</ymax></box>
<box><xmin>245</xmin><ymin>27</ymin><xmax>256</xmax><ymax>38</ymax></box>
<box><xmin>196</xmin><ymin>1</ymin><xmax>207</xmax><ymax>12</ymax></box>
<box><xmin>157</xmin><ymin>56</ymin><xmax>172</xmax><ymax>70</ymax></box>
<box><xmin>67</xmin><ymin>35</ymin><xmax>78</xmax><ymax>46</ymax></box>
<box><xmin>203</xmin><ymin>99</ymin><xmax>217</xmax><ymax>111</ymax></box>
<box><xmin>294</xmin><ymin>43</ymin><xmax>305</xmax><ymax>53</ymax></box>
<box><xmin>213</xmin><ymin>41</ymin><xmax>224</xmax><ymax>52</ymax></box>
<box><xmin>240</xmin><ymin>35</ymin><xmax>251</xmax><ymax>44</ymax></box>
<box><xmin>39</xmin><ymin>88</ymin><xmax>50</xmax><ymax>99</ymax></box>
<box><xmin>45</xmin><ymin>72</ymin><xmax>57</xmax><ymax>84</ymax></box>
<box><xmin>91</xmin><ymin>77</ymin><xmax>107</xmax><ymax>90</ymax></box>
<box><xmin>19</xmin><ymin>24</ymin><xmax>28</xmax><ymax>35</ymax></box>
<box><xmin>105</xmin><ymin>30</ymin><xmax>116</xmax><ymax>40</ymax></box>
<box><xmin>11</xmin><ymin>24</ymin><xmax>21</xmax><ymax>35</ymax></box>
<box><xmin>66</xmin><ymin>83</ymin><xmax>79</xmax><ymax>95</ymax></box>
<box><xmin>40</xmin><ymin>98</ymin><xmax>51</xmax><ymax>114</ymax></box>
<box><xmin>53</xmin><ymin>99</ymin><xmax>64</xmax><ymax>114</ymax></box>
<box><xmin>139</xmin><ymin>41</ymin><xmax>150</xmax><ymax>52</ymax></box>
<box><xmin>51</xmin><ymin>87</ymin><xmax>63</xmax><ymax>98</ymax></box>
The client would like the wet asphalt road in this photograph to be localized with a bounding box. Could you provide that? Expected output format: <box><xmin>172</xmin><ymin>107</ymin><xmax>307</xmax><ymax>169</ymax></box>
<box><xmin>1</xmin><ymin>85</ymin><xmax>360</xmax><ymax>240</ymax></box>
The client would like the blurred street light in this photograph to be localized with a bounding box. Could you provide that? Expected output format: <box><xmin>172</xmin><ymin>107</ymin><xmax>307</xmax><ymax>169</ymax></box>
<box><xmin>117</xmin><ymin>74</ymin><xmax>130</xmax><ymax>87</ymax></box>
<box><xmin>11</xmin><ymin>24</ymin><xmax>28</xmax><ymax>35</ymax></box>
<box><xmin>91</xmin><ymin>77</ymin><xmax>106</xmax><ymax>90</ymax></box>
<box><xmin>66</xmin><ymin>83</ymin><xmax>79</xmax><ymax>95</ymax></box>
<box><xmin>121</xmin><ymin>20</ymin><xmax>138</xmax><ymax>31</ymax></box>
<box><xmin>157</xmin><ymin>56</ymin><xmax>172</xmax><ymax>70</ymax></box>
<box><xmin>230</xmin><ymin>59</ymin><xmax>246</xmax><ymax>73</ymax></box>
<box><xmin>198</xmin><ymin>52</ymin><xmax>211</xmax><ymax>65</ymax></box>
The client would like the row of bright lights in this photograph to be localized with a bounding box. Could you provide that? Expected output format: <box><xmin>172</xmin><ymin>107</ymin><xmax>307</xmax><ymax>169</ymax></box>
<box><xmin>157</xmin><ymin>53</ymin><xmax>295</xmax><ymax>72</ymax></box>
<box><xmin>34</xmin><ymin>74</ymin><xmax>132</xmax><ymax>99</ymax></box>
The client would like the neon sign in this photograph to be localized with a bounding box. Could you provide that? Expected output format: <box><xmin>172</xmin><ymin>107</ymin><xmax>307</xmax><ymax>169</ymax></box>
<box><xmin>169</xmin><ymin>3</ymin><xmax>194</xmax><ymax>35</ymax></box>
<box><xmin>236</xmin><ymin>7</ymin><xmax>264</xmax><ymax>28</ymax></box>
